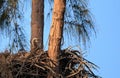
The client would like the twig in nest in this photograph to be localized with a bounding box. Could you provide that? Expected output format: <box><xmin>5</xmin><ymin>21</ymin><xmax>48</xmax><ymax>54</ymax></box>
<box><xmin>34</xmin><ymin>64</ymin><xmax>45</xmax><ymax>70</ymax></box>
<box><xmin>15</xmin><ymin>47</ymin><xmax>40</xmax><ymax>77</ymax></box>
<box><xmin>66</xmin><ymin>64</ymin><xmax>83</xmax><ymax>78</ymax></box>
<box><xmin>44</xmin><ymin>65</ymin><xmax>56</xmax><ymax>75</ymax></box>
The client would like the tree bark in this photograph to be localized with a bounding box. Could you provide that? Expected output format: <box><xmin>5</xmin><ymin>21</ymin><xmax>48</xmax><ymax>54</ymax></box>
<box><xmin>31</xmin><ymin>0</ymin><xmax>44</xmax><ymax>51</ymax></box>
<box><xmin>48</xmin><ymin>0</ymin><xmax>66</xmax><ymax>78</ymax></box>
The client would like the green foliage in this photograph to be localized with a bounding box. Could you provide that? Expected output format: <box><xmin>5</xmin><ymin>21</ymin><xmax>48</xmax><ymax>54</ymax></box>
<box><xmin>63</xmin><ymin>0</ymin><xmax>95</xmax><ymax>47</ymax></box>
<box><xmin>0</xmin><ymin>0</ymin><xmax>28</xmax><ymax>52</ymax></box>
<box><xmin>0</xmin><ymin>0</ymin><xmax>20</xmax><ymax>28</ymax></box>
<box><xmin>0</xmin><ymin>0</ymin><xmax>4</xmax><ymax>9</ymax></box>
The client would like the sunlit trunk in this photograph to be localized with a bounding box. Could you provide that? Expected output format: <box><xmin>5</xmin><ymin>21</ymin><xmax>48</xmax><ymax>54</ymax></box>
<box><xmin>48</xmin><ymin>0</ymin><xmax>66</xmax><ymax>77</ymax></box>
<box><xmin>31</xmin><ymin>0</ymin><xmax>44</xmax><ymax>51</ymax></box>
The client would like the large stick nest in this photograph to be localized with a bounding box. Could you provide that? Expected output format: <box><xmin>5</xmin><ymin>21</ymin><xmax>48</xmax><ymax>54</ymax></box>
<box><xmin>0</xmin><ymin>48</ymin><xmax>101</xmax><ymax>78</ymax></box>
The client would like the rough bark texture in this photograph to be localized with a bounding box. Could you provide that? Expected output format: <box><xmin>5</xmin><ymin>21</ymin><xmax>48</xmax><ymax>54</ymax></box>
<box><xmin>48</xmin><ymin>0</ymin><xmax>66</xmax><ymax>78</ymax></box>
<box><xmin>31</xmin><ymin>0</ymin><xmax>44</xmax><ymax>51</ymax></box>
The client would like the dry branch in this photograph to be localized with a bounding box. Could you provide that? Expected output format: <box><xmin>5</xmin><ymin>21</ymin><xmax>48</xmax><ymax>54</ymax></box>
<box><xmin>0</xmin><ymin>48</ymin><xmax>100</xmax><ymax>78</ymax></box>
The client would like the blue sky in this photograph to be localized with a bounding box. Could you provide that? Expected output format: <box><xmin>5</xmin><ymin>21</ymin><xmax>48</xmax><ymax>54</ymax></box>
<box><xmin>0</xmin><ymin>0</ymin><xmax>120</xmax><ymax>78</ymax></box>
<box><xmin>88</xmin><ymin>0</ymin><xmax>120</xmax><ymax>78</ymax></box>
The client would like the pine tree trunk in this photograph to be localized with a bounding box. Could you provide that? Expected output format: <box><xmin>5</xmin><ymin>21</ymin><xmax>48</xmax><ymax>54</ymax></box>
<box><xmin>48</xmin><ymin>0</ymin><xmax>66</xmax><ymax>78</ymax></box>
<box><xmin>31</xmin><ymin>0</ymin><xmax>44</xmax><ymax>51</ymax></box>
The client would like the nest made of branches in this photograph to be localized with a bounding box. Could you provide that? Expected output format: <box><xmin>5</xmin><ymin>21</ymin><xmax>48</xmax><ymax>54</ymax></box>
<box><xmin>0</xmin><ymin>48</ymin><xmax>101</xmax><ymax>78</ymax></box>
